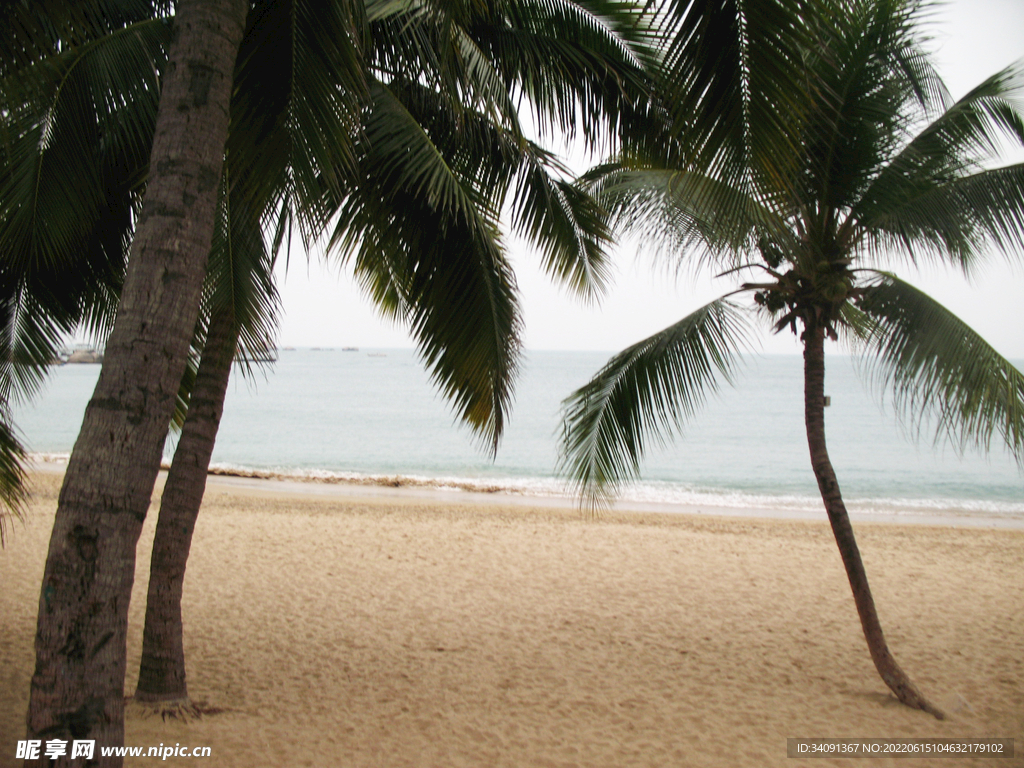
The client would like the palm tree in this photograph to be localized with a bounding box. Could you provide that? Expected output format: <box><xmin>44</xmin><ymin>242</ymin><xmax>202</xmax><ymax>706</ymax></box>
<box><xmin>134</xmin><ymin>172</ymin><xmax>281</xmax><ymax>716</ymax></box>
<box><xmin>560</xmin><ymin>0</ymin><xmax>1024</xmax><ymax>719</ymax></box>
<box><xmin>133</xmin><ymin>0</ymin><xmax>655</xmax><ymax>714</ymax></box>
<box><xmin>14</xmin><ymin>0</ymin><xmax>308</xmax><ymax>759</ymax></box>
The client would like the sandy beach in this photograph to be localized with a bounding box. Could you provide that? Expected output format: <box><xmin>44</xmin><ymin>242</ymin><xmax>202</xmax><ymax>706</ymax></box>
<box><xmin>2</xmin><ymin>469</ymin><xmax>1022</xmax><ymax>767</ymax></box>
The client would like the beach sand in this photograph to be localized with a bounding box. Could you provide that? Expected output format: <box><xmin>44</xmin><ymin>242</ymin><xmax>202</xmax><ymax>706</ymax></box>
<box><xmin>2</xmin><ymin>470</ymin><xmax>1022</xmax><ymax>767</ymax></box>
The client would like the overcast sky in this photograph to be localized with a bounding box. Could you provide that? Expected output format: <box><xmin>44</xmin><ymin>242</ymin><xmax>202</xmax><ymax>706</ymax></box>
<box><xmin>275</xmin><ymin>0</ymin><xmax>1024</xmax><ymax>358</ymax></box>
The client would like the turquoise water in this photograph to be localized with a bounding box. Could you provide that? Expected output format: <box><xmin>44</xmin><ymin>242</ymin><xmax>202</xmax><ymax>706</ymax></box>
<box><xmin>13</xmin><ymin>349</ymin><xmax>1024</xmax><ymax>522</ymax></box>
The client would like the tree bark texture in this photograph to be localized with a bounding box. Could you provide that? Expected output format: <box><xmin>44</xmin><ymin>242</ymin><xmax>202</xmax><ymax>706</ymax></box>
<box><xmin>25</xmin><ymin>1</ymin><xmax>249</xmax><ymax>764</ymax></box>
<box><xmin>802</xmin><ymin>324</ymin><xmax>944</xmax><ymax>719</ymax></box>
<box><xmin>135</xmin><ymin>307</ymin><xmax>237</xmax><ymax>707</ymax></box>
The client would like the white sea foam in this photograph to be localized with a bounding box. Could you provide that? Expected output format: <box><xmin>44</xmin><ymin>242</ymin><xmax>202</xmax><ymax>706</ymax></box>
<box><xmin>25</xmin><ymin>452</ymin><xmax>1022</xmax><ymax>526</ymax></box>
<box><xmin>199</xmin><ymin>461</ymin><xmax>1024</xmax><ymax>522</ymax></box>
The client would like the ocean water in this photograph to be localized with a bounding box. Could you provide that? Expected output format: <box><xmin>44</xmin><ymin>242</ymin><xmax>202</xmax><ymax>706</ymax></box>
<box><xmin>13</xmin><ymin>349</ymin><xmax>1024</xmax><ymax>524</ymax></box>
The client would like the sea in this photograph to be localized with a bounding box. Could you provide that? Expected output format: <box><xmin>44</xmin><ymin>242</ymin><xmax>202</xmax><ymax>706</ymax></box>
<box><xmin>13</xmin><ymin>349</ymin><xmax>1024</xmax><ymax>527</ymax></box>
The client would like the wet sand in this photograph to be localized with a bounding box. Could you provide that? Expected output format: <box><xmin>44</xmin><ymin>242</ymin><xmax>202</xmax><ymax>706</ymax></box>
<box><xmin>2</xmin><ymin>470</ymin><xmax>1022</xmax><ymax>767</ymax></box>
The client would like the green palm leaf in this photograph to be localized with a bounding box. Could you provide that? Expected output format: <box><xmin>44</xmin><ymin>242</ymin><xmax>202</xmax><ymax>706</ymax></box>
<box><xmin>654</xmin><ymin>0</ymin><xmax>810</xmax><ymax>182</ymax></box>
<box><xmin>855</xmin><ymin>271</ymin><xmax>1024</xmax><ymax>466</ymax></box>
<box><xmin>559</xmin><ymin>297</ymin><xmax>752</xmax><ymax>505</ymax></box>
<box><xmin>0</xmin><ymin>18</ymin><xmax>163</xmax><ymax>278</ymax></box>
<box><xmin>0</xmin><ymin>416</ymin><xmax>26</xmax><ymax>546</ymax></box>
<box><xmin>361</xmin><ymin>79</ymin><xmax>496</xmax><ymax>230</ymax></box>
<box><xmin>329</xmin><ymin>80</ymin><xmax>523</xmax><ymax>449</ymax></box>
<box><xmin>0</xmin><ymin>0</ymin><xmax>168</xmax><ymax>77</ymax></box>
<box><xmin>204</xmin><ymin>165</ymin><xmax>282</xmax><ymax>372</ymax></box>
<box><xmin>231</xmin><ymin>0</ymin><xmax>366</xmax><ymax>217</ymax></box>
<box><xmin>342</xmin><ymin>185</ymin><xmax>522</xmax><ymax>450</ymax></box>
<box><xmin>377</xmin><ymin>76</ymin><xmax>615</xmax><ymax>298</ymax></box>
<box><xmin>472</xmin><ymin>0</ymin><xmax>654</xmax><ymax>149</ymax></box>
<box><xmin>858</xmin><ymin>163</ymin><xmax>1024</xmax><ymax>268</ymax></box>
<box><xmin>580</xmin><ymin>164</ymin><xmax>793</xmax><ymax>273</ymax></box>
<box><xmin>511</xmin><ymin>143</ymin><xmax>612</xmax><ymax>299</ymax></box>
<box><xmin>854</xmin><ymin>64</ymin><xmax>1024</xmax><ymax>266</ymax></box>
<box><xmin>792</xmin><ymin>0</ymin><xmax>941</xmax><ymax>215</ymax></box>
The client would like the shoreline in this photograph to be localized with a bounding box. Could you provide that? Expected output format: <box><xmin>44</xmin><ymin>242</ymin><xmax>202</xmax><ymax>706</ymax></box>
<box><xmin>28</xmin><ymin>455</ymin><xmax>1024</xmax><ymax>529</ymax></box>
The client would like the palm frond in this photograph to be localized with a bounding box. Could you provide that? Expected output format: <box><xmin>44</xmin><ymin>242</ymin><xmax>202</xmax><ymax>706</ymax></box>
<box><xmin>450</xmin><ymin>23</ymin><xmax>523</xmax><ymax>128</ymax></box>
<box><xmin>205</xmin><ymin>163</ymin><xmax>281</xmax><ymax>376</ymax></box>
<box><xmin>559</xmin><ymin>297</ymin><xmax>753</xmax><ymax>506</ymax></box>
<box><xmin>233</xmin><ymin>0</ymin><xmax>366</xmax><ymax>218</ymax></box>
<box><xmin>912</xmin><ymin>62</ymin><xmax>1021</xmax><ymax>164</ymax></box>
<box><xmin>580</xmin><ymin>164</ymin><xmax>793</xmax><ymax>274</ymax></box>
<box><xmin>0</xmin><ymin>412</ymin><xmax>27</xmax><ymax>547</ymax></box>
<box><xmin>0</xmin><ymin>12</ymin><xmax>161</xmax><ymax>515</ymax></box>
<box><xmin>406</xmin><ymin>225</ymin><xmax>522</xmax><ymax>453</ymax></box>
<box><xmin>511</xmin><ymin>143</ymin><xmax>612</xmax><ymax>299</ymax></box>
<box><xmin>858</xmin><ymin>163</ymin><xmax>1024</xmax><ymax>269</ymax></box>
<box><xmin>0</xmin><ymin>18</ymin><xmax>163</xmax><ymax>278</ymax></box>
<box><xmin>854</xmin><ymin>271</ymin><xmax>1024</xmax><ymax>466</ymax></box>
<box><xmin>0</xmin><ymin>283</ymin><xmax>72</xmax><ymax>407</ymax></box>
<box><xmin>381</xmin><ymin>77</ymin><xmax>522</xmax><ymax>200</ymax></box>
<box><xmin>654</xmin><ymin>0</ymin><xmax>810</xmax><ymax>183</ymax></box>
<box><xmin>329</xmin><ymin>80</ymin><xmax>524</xmax><ymax>449</ymax></box>
<box><xmin>380</xmin><ymin>75</ymin><xmax>616</xmax><ymax>303</ymax></box>
<box><xmin>793</xmin><ymin>0</ymin><xmax>941</xmax><ymax>216</ymax></box>
<box><xmin>342</xmin><ymin>189</ymin><xmax>523</xmax><ymax>450</ymax></box>
<box><xmin>0</xmin><ymin>0</ymin><xmax>170</xmax><ymax>77</ymax></box>
<box><xmin>356</xmin><ymin>79</ymin><xmax>496</xmax><ymax>232</ymax></box>
<box><xmin>0</xmin><ymin>19</ymin><xmax>156</xmax><ymax>407</ymax></box>
<box><xmin>853</xmin><ymin>64</ymin><xmax>1024</xmax><ymax>267</ymax></box>
<box><xmin>471</xmin><ymin>0</ymin><xmax>655</xmax><ymax>152</ymax></box>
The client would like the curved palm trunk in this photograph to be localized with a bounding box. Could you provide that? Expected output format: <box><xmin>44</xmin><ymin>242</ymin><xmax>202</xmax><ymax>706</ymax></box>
<box><xmin>25</xmin><ymin>1</ymin><xmax>249</xmax><ymax>764</ymax></box>
<box><xmin>803</xmin><ymin>325</ymin><xmax>943</xmax><ymax>719</ymax></box>
<box><xmin>134</xmin><ymin>307</ymin><xmax>237</xmax><ymax>714</ymax></box>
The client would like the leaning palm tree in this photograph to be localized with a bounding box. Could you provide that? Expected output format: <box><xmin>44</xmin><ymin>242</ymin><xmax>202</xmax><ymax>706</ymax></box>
<box><xmin>561</xmin><ymin>0</ymin><xmax>1024</xmax><ymax>719</ymax></box>
<box><xmin>135</xmin><ymin>0</ymin><xmax>654</xmax><ymax>715</ymax></box>
<box><xmin>134</xmin><ymin>178</ymin><xmax>282</xmax><ymax>717</ymax></box>
<box><xmin>9</xmin><ymin>0</ymin><xmax>360</xmax><ymax>758</ymax></box>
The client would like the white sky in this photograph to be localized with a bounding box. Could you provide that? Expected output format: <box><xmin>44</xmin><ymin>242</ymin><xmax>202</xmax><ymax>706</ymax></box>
<box><xmin>275</xmin><ymin>0</ymin><xmax>1024</xmax><ymax>358</ymax></box>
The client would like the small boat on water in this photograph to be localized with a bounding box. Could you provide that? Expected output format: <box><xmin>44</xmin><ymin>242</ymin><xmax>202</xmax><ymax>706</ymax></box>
<box><xmin>236</xmin><ymin>348</ymin><xmax>278</xmax><ymax>364</ymax></box>
<box><xmin>56</xmin><ymin>345</ymin><xmax>104</xmax><ymax>364</ymax></box>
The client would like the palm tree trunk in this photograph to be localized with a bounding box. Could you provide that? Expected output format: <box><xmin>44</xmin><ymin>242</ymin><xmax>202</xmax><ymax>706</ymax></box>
<box><xmin>134</xmin><ymin>307</ymin><xmax>237</xmax><ymax>715</ymax></box>
<box><xmin>803</xmin><ymin>324</ymin><xmax>944</xmax><ymax>719</ymax></box>
<box><xmin>24</xmin><ymin>2</ymin><xmax>249</xmax><ymax>764</ymax></box>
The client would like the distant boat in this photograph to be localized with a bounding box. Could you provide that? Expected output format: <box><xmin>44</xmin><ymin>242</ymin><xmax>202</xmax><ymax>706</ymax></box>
<box><xmin>236</xmin><ymin>348</ymin><xmax>278</xmax><ymax>364</ymax></box>
<box><xmin>367</xmin><ymin>352</ymin><xmax>387</xmax><ymax>358</ymax></box>
<box><xmin>60</xmin><ymin>345</ymin><xmax>104</xmax><ymax>364</ymax></box>
<box><xmin>282</xmin><ymin>347</ymin><xmax>297</xmax><ymax>352</ymax></box>
<box><xmin>342</xmin><ymin>347</ymin><xmax>359</xmax><ymax>352</ymax></box>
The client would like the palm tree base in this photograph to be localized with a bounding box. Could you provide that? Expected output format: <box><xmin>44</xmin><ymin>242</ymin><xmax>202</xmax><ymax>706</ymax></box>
<box><xmin>126</xmin><ymin>695</ymin><xmax>218</xmax><ymax>723</ymax></box>
<box><xmin>880</xmin><ymin>671</ymin><xmax>945</xmax><ymax>720</ymax></box>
